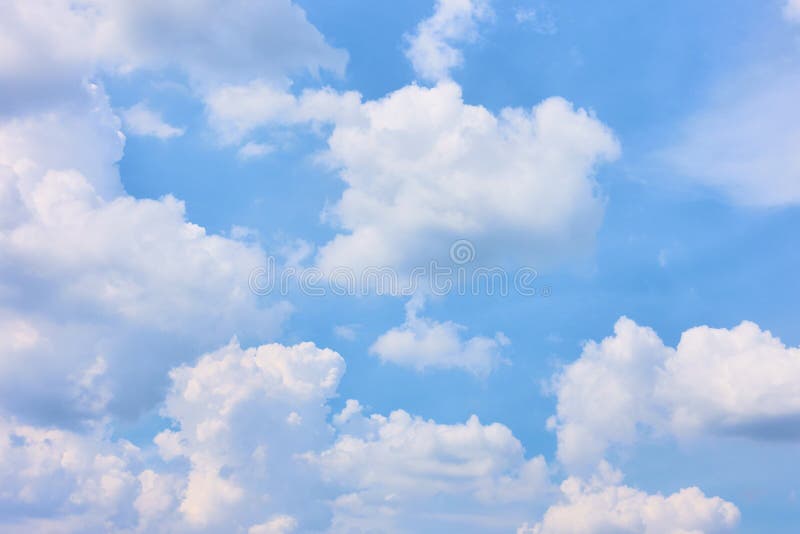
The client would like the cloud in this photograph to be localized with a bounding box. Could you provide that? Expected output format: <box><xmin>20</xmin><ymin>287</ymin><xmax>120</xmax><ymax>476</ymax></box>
<box><xmin>0</xmin><ymin>336</ymin><xmax>740</xmax><ymax>533</ymax></box>
<box><xmin>318</xmin><ymin>82</ymin><xmax>619</xmax><ymax>273</ymax></box>
<box><xmin>206</xmin><ymin>80</ymin><xmax>619</xmax><ymax>274</ymax></box>
<box><xmin>549</xmin><ymin>316</ymin><xmax>800</xmax><ymax>471</ymax></box>
<box><xmin>205</xmin><ymin>81</ymin><xmax>361</xmax><ymax>144</ymax></box>
<box><xmin>311</xmin><ymin>405</ymin><xmax>551</xmax><ymax>532</ymax></box>
<box><xmin>662</xmin><ymin>66</ymin><xmax>800</xmax><ymax>207</ymax></box>
<box><xmin>0</xmin><ymin>83</ymin><xmax>289</xmax><ymax>424</ymax></box>
<box><xmin>0</xmin><ymin>415</ymin><xmax>142</xmax><ymax>532</ymax></box>
<box><xmin>370</xmin><ymin>296</ymin><xmax>509</xmax><ymax>375</ymax></box>
<box><xmin>519</xmin><ymin>463</ymin><xmax>739</xmax><ymax>534</ymax></box>
<box><xmin>405</xmin><ymin>0</ymin><xmax>493</xmax><ymax>81</ymax></box>
<box><xmin>121</xmin><ymin>103</ymin><xmax>184</xmax><ymax>139</ymax></box>
<box><xmin>152</xmin><ymin>338</ymin><xmax>345</xmax><ymax>530</ymax></box>
<box><xmin>0</xmin><ymin>0</ymin><xmax>347</xmax><ymax>117</ymax></box>
<box><xmin>237</xmin><ymin>141</ymin><xmax>275</xmax><ymax>160</ymax></box>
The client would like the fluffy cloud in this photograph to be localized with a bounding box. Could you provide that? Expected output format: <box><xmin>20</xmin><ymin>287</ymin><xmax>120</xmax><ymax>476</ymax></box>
<box><xmin>0</xmin><ymin>336</ymin><xmax>741</xmax><ymax>533</ymax></box>
<box><xmin>0</xmin><ymin>416</ymin><xmax>141</xmax><ymax>533</ymax></box>
<box><xmin>519</xmin><ymin>463</ymin><xmax>739</xmax><ymax>534</ymax></box>
<box><xmin>311</xmin><ymin>402</ymin><xmax>550</xmax><ymax>532</ymax></box>
<box><xmin>0</xmin><ymin>82</ymin><xmax>289</xmax><ymax>423</ymax></box>
<box><xmin>0</xmin><ymin>0</ymin><xmax>346</xmax><ymax>117</ymax></box>
<box><xmin>370</xmin><ymin>296</ymin><xmax>509</xmax><ymax>375</ymax></box>
<box><xmin>121</xmin><ymin>103</ymin><xmax>185</xmax><ymax>139</ymax></box>
<box><xmin>318</xmin><ymin>82</ymin><xmax>619</xmax><ymax>273</ymax></box>
<box><xmin>207</xmin><ymin>80</ymin><xmax>619</xmax><ymax>273</ymax></box>
<box><xmin>152</xmin><ymin>339</ymin><xmax>345</xmax><ymax>531</ymax></box>
<box><xmin>549</xmin><ymin>316</ymin><xmax>800</xmax><ymax>470</ymax></box>
<box><xmin>405</xmin><ymin>0</ymin><xmax>493</xmax><ymax>81</ymax></box>
<box><xmin>663</xmin><ymin>68</ymin><xmax>800</xmax><ymax>206</ymax></box>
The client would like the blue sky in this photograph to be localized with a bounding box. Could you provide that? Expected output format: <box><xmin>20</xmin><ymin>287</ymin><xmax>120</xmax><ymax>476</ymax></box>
<box><xmin>1</xmin><ymin>1</ymin><xmax>800</xmax><ymax>532</ymax></box>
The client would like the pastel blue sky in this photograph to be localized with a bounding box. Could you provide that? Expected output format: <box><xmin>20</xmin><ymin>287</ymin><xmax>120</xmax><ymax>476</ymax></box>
<box><xmin>1</xmin><ymin>1</ymin><xmax>799</xmax><ymax>532</ymax></box>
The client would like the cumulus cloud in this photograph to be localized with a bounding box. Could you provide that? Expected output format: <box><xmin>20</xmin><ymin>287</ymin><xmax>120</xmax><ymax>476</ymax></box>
<box><xmin>0</xmin><ymin>335</ymin><xmax>741</xmax><ymax>533</ymax></box>
<box><xmin>311</xmin><ymin>405</ymin><xmax>550</xmax><ymax>532</ymax></box>
<box><xmin>405</xmin><ymin>0</ymin><xmax>493</xmax><ymax>81</ymax></box>
<box><xmin>370</xmin><ymin>296</ymin><xmax>509</xmax><ymax>375</ymax></box>
<box><xmin>663</xmin><ymin>66</ymin><xmax>800</xmax><ymax>207</ymax></box>
<box><xmin>0</xmin><ymin>82</ymin><xmax>289</xmax><ymax>423</ymax></box>
<box><xmin>319</xmin><ymin>82</ymin><xmax>618</xmax><ymax>273</ymax></box>
<box><xmin>151</xmin><ymin>339</ymin><xmax>345</xmax><ymax>530</ymax></box>
<box><xmin>549</xmin><ymin>316</ymin><xmax>800</xmax><ymax>470</ymax></box>
<box><xmin>153</xmin><ymin>338</ymin><xmax>552</xmax><ymax>532</ymax></box>
<box><xmin>207</xmin><ymin>80</ymin><xmax>619</xmax><ymax>273</ymax></box>
<box><xmin>121</xmin><ymin>103</ymin><xmax>184</xmax><ymax>139</ymax></box>
<box><xmin>519</xmin><ymin>463</ymin><xmax>739</xmax><ymax>534</ymax></box>
<box><xmin>0</xmin><ymin>0</ymin><xmax>346</xmax><ymax>117</ymax></box>
<box><xmin>0</xmin><ymin>416</ymin><xmax>142</xmax><ymax>532</ymax></box>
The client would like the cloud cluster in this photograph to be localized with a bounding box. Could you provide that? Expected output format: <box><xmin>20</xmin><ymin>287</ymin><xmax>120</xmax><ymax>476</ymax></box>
<box><xmin>208</xmin><ymin>80</ymin><xmax>619</xmax><ymax>273</ymax></box>
<box><xmin>0</xmin><ymin>79</ymin><xmax>289</xmax><ymax>423</ymax></box>
<box><xmin>549</xmin><ymin>316</ymin><xmax>800</xmax><ymax>470</ymax></box>
<box><xmin>0</xmin><ymin>0</ymin><xmax>346</xmax><ymax>117</ymax></box>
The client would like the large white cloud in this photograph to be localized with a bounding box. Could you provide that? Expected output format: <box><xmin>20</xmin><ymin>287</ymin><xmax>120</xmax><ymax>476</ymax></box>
<box><xmin>312</xmin><ymin>402</ymin><xmax>550</xmax><ymax>532</ymax></box>
<box><xmin>0</xmin><ymin>82</ymin><xmax>290</xmax><ymax>423</ymax></box>
<box><xmin>208</xmin><ymin>80</ymin><xmax>620</xmax><ymax>272</ymax></box>
<box><xmin>519</xmin><ymin>463</ymin><xmax>739</xmax><ymax>534</ymax></box>
<box><xmin>369</xmin><ymin>296</ymin><xmax>509</xmax><ymax>375</ymax></box>
<box><xmin>0</xmin><ymin>0</ymin><xmax>346</xmax><ymax>116</ymax></box>
<box><xmin>404</xmin><ymin>0</ymin><xmax>493</xmax><ymax>81</ymax></box>
<box><xmin>0</xmin><ymin>415</ymin><xmax>142</xmax><ymax>533</ymax></box>
<box><xmin>151</xmin><ymin>338</ymin><xmax>345</xmax><ymax>531</ymax></box>
<box><xmin>549</xmin><ymin>316</ymin><xmax>800</xmax><ymax>470</ymax></box>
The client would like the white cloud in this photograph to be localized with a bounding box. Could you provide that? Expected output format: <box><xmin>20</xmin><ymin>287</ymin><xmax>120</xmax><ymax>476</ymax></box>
<box><xmin>0</xmin><ymin>83</ymin><xmax>289</xmax><ymax>423</ymax></box>
<box><xmin>152</xmin><ymin>338</ymin><xmax>549</xmax><ymax>532</ymax></box>
<box><xmin>405</xmin><ymin>0</ymin><xmax>493</xmax><ymax>81</ymax></box>
<box><xmin>238</xmin><ymin>141</ymin><xmax>275</xmax><ymax>160</ymax></box>
<box><xmin>370</xmin><ymin>296</ymin><xmax>509</xmax><ymax>375</ymax></box>
<box><xmin>0</xmin><ymin>415</ymin><xmax>141</xmax><ymax>531</ymax></box>
<box><xmin>206</xmin><ymin>80</ymin><xmax>619</xmax><ymax>274</ymax></box>
<box><xmin>322</xmin><ymin>82</ymin><xmax>618</xmax><ymax>273</ymax></box>
<box><xmin>205</xmin><ymin>81</ymin><xmax>360</xmax><ymax>143</ymax></box>
<box><xmin>0</xmin><ymin>335</ymin><xmax>741</xmax><ymax>533</ymax></box>
<box><xmin>785</xmin><ymin>0</ymin><xmax>800</xmax><ymax>23</ymax></box>
<box><xmin>549</xmin><ymin>316</ymin><xmax>800</xmax><ymax>471</ymax></box>
<box><xmin>312</xmin><ymin>406</ymin><xmax>551</xmax><ymax>532</ymax></box>
<box><xmin>519</xmin><ymin>463</ymin><xmax>739</xmax><ymax>534</ymax></box>
<box><xmin>152</xmin><ymin>338</ymin><xmax>345</xmax><ymax>530</ymax></box>
<box><xmin>663</xmin><ymin>67</ymin><xmax>800</xmax><ymax>206</ymax></box>
<box><xmin>0</xmin><ymin>0</ymin><xmax>347</xmax><ymax>117</ymax></box>
<box><xmin>333</xmin><ymin>324</ymin><xmax>359</xmax><ymax>341</ymax></box>
<box><xmin>249</xmin><ymin>515</ymin><xmax>298</xmax><ymax>534</ymax></box>
<box><xmin>122</xmin><ymin>103</ymin><xmax>184</xmax><ymax>139</ymax></box>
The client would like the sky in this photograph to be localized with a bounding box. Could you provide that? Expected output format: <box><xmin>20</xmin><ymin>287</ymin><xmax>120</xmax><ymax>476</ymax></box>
<box><xmin>1</xmin><ymin>0</ymin><xmax>800</xmax><ymax>532</ymax></box>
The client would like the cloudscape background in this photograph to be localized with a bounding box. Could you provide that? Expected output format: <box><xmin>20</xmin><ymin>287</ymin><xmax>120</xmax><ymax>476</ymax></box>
<box><xmin>1</xmin><ymin>0</ymin><xmax>799</xmax><ymax>532</ymax></box>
